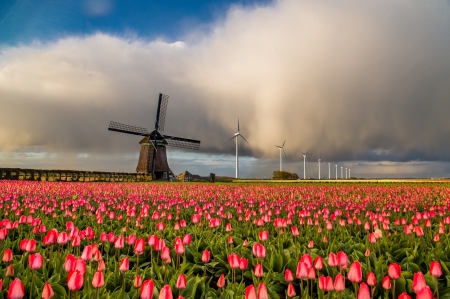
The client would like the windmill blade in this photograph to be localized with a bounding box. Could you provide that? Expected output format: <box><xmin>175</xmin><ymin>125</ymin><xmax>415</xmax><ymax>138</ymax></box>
<box><xmin>237</xmin><ymin>118</ymin><xmax>240</xmax><ymax>132</ymax></box>
<box><xmin>229</xmin><ymin>135</ymin><xmax>238</xmax><ymax>141</ymax></box>
<box><xmin>239</xmin><ymin>134</ymin><xmax>249</xmax><ymax>144</ymax></box>
<box><xmin>282</xmin><ymin>148</ymin><xmax>286</xmax><ymax>158</ymax></box>
<box><xmin>282</xmin><ymin>139</ymin><xmax>286</xmax><ymax>147</ymax></box>
<box><xmin>163</xmin><ymin>135</ymin><xmax>201</xmax><ymax>150</ymax></box>
<box><xmin>108</xmin><ymin>121</ymin><xmax>149</xmax><ymax>136</ymax></box>
<box><xmin>155</xmin><ymin>93</ymin><xmax>169</xmax><ymax>131</ymax></box>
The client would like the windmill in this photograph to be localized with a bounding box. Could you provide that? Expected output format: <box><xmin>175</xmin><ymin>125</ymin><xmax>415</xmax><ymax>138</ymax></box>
<box><xmin>108</xmin><ymin>93</ymin><xmax>201</xmax><ymax>180</ymax></box>
<box><xmin>318</xmin><ymin>155</ymin><xmax>321</xmax><ymax>180</ymax></box>
<box><xmin>301</xmin><ymin>151</ymin><xmax>308</xmax><ymax>179</ymax></box>
<box><xmin>229</xmin><ymin>119</ymin><xmax>248</xmax><ymax>178</ymax></box>
<box><xmin>275</xmin><ymin>140</ymin><xmax>286</xmax><ymax>171</ymax></box>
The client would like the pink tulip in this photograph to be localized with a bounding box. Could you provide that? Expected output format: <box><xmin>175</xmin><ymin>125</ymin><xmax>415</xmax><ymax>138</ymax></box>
<box><xmin>41</xmin><ymin>282</ymin><xmax>54</xmax><ymax>299</ymax></box>
<box><xmin>159</xmin><ymin>285</ymin><xmax>173</xmax><ymax>299</ymax></box>
<box><xmin>140</xmin><ymin>279</ymin><xmax>155</xmax><ymax>299</ymax></box>
<box><xmin>8</xmin><ymin>278</ymin><xmax>25</xmax><ymax>299</ymax></box>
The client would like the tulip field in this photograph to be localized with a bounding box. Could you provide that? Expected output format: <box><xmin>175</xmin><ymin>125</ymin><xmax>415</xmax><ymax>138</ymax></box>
<box><xmin>1</xmin><ymin>181</ymin><xmax>450</xmax><ymax>299</ymax></box>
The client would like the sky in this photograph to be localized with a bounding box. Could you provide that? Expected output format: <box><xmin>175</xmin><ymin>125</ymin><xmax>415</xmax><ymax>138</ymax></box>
<box><xmin>1</xmin><ymin>0</ymin><xmax>450</xmax><ymax>179</ymax></box>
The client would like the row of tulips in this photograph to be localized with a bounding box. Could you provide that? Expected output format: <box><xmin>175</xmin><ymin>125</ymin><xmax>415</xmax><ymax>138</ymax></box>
<box><xmin>1</xmin><ymin>181</ymin><xmax>450</xmax><ymax>298</ymax></box>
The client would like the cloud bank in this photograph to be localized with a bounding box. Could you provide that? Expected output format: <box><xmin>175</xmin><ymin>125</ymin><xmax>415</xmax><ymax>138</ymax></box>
<box><xmin>1</xmin><ymin>0</ymin><xmax>450</xmax><ymax>175</ymax></box>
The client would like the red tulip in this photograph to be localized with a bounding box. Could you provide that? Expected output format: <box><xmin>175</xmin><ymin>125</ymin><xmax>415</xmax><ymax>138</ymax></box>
<box><xmin>132</xmin><ymin>275</ymin><xmax>142</xmax><ymax>288</ymax></box>
<box><xmin>8</xmin><ymin>278</ymin><xmax>25</xmax><ymax>299</ymax></box>
<box><xmin>148</xmin><ymin>234</ymin><xmax>158</xmax><ymax>247</ymax></box>
<box><xmin>176</xmin><ymin>274</ymin><xmax>187</xmax><ymax>289</ymax></box>
<box><xmin>388</xmin><ymin>263</ymin><xmax>401</xmax><ymax>280</ymax></box>
<box><xmin>416</xmin><ymin>287</ymin><xmax>433</xmax><ymax>299</ymax></box>
<box><xmin>334</xmin><ymin>273</ymin><xmax>345</xmax><ymax>291</ymax></box>
<box><xmin>2</xmin><ymin>248</ymin><xmax>13</xmax><ymax>262</ymax></box>
<box><xmin>348</xmin><ymin>261</ymin><xmax>362</xmax><ymax>283</ymax></box>
<box><xmin>175</xmin><ymin>241</ymin><xmax>185</xmax><ymax>255</ymax></box>
<box><xmin>67</xmin><ymin>270</ymin><xmax>84</xmax><ymax>291</ymax></box>
<box><xmin>314</xmin><ymin>256</ymin><xmax>324</xmax><ymax>270</ymax></box>
<box><xmin>140</xmin><ymin>279</ymin><xmax>155</xmax><ymax>299</ymax></box>
<box><xmin>42</xmin><ymin>282</ymin><xmax>55</xmax><ymax>299</ymax></box>
<box><xmin>226</xmin><ymin>223</ymin><xmax>232</xmax><ymax>232</ymax></box>
<box><xmin>398</xmin><ymin>292</ymin><xmax>412</xmax><ymax>299</ymax></box>
<box><xmin>254</xmin><ymin>263</ymin><xmax>263</xmax><ymax>277</ymax></box>
<box><xmin>98</xmin><ymin>259</ymin><xmax>106</xmax><ymax>271</ymax></box>
<box><xmin>217</xmin><ymin>274</ymin><xmax>225</xmax><ymax>288</ymax></box>
<box><xmin>368</xmin><ymin>233</ymin><xmax>376</xmax><ymax>243</ymax></box>
<box><xmin>291</xmin><ymin>226</ymin><xmax>299</xmax><ymax>236</ymax></box>
<box><xmin>64</xmin><ymin>254</ymin><xmax>76</xmax><ymax>272</ymax></box>
<box><xmin>325</xmin><ymin>276</ymin><xmax>334</xmax><ymax>291</ymax></box>
<box><xmin>252</xmin><ymin>243</ymin><xmax>266</xmax><ymax>259</ymax></box>
<box><xmin>114</xmin><ymin>236</ymin><xmax>124</xmax><ymax>249</ymax></box>
<box><xmin>285</xmin><ymin>269</ymin><xmax>294</xmax><ymax>282</ymax></box>
<box><xmin>308</xmin><ymin>267</ymin><xmax>316</xmax><ymax>279</ymax></box>
<box><xmin>126</xmin><ymin>234</ymin><xmax>136</xmax><ymax>245</ymax></box>
<box><xmin>430</xmin><ymin>261</ymin><xmax>442</xmax><ymax>277</ymax></box>
<box><xmin>296</xmin><ymin>261</ymin><xmax>308</xmax><ymax>279</ymax></box>
<box><xmin>161</xmin><ymin>246</ymin><xmax>171</xmax><ymax>262</ymax></box>
<box><xmin>6</xmin><ymin>264</ymin><xmax>14</xmax><ymax>277</ymax></box>
<box><xmin>81</xmin><ymin>245</ymin><xmax>93</xmax><ymax>261</ymax></box>
<box><xmin>74</xmin><ymin>258</ymin><xmax>86</xmax><ymax>275</ymax></box>
<box><xmin>134</xmin><ymin>238</ymin><xmax>145</xmax><ymax>255</ymax></box>
<box><xmin>182</xmin><ymin>234</ymin><xmax>192</xmax><ymax>245</ymax></box>
<box><xmin>92</xmin><ymin>271</ymin><xmax>104</xmax><ymax>288</ymax></box>
<box><xmin>366</xmin><ymin>272</ymin><xmax>376</xmax><ymax>286</ymax></box>
<box><xmin>29</xmin><ymin>253</ymin><xmax>43</xmax><ymax>270</ymax></box>
<box><xmin>258</xmin><ymin>282</ymin><xmax>269</xmax><ymax>299</ymax></box>
<box><xmin>245</xmin><ymin>285</ymin><xmax>257</xmax><ymax>299</ymax></box>
<box><xmin>239</xmin><ymin>258</ymin><xmax>248</xmax><ymax>270</ymax></box>
<box><xmin>25</xmin><ymin>239</ymin><xmax>37</xmax><ymax>252</ymax></box>
<box><xmin>358</xmin><ymin>283</ymin><xmax>370</xmax><ymax>299</ymax></box>
<box><xmin>328</xmin><ymin>252</ymin><xmax>337</xmax><ymax>267</ymax></box>
<box><xmin>159</xmin><ymin>285</ymin><xmax>173</xmax><ymax>299</ymax></box>
<box><xmin>287</xmin><ymin>283</ymin><xmax>296</xmax><ymax>297</ymax></box>
<box><xmin>337</xmin><ymin>251</ymin><xmax>348</xmax><ymax>270</ymax></box>
<box><xmin>228</xmin><ymin>253</ymin><xmax>240</xmax><ymax>269</ymax></box>
<box><xmin>412</xmin><ymin>272</ymin><xmax>427</xmax><ymax>293</ymax></box>
<box><xmin>382</xmin><ymin>276</ymin><xmax>391</xmax><ymax>289</ymax></box>
<box><xmin>259</xmin><ymin>230</ymin><xmax>269</xmax><ymax>241</ymax></box>
<box><xmin>119</xmin><ymin>257</ymin><xmax>129</xmax><ymax>272</ymax></box>
<box><xmin>202</xmin><ymin>250</ymin><xmax>210</xmax><ymax>263</ymax></box>
<box><xmin>415</xmin><ymin>226</ymin><xmax>424</xmax><ymax>237</ymax></box>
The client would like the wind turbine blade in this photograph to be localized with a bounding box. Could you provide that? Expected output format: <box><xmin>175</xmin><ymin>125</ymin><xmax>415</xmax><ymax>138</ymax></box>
<box><xmin>283</xmin><ymin>148</ymin><xmax>286</xmax><ymax>158</ymax></box>
<box><xmin>282</xmin><ymin>139</ymin><xmax>286</xmax><ymax>147</ymax></box>
<box><xmin>238</xmin><ymin>118</ymin><xmax>240</xmax><ymax>132</ymax></box>
<box><xmin>239</xmin><ymin>134</ymin><xmax>249</xmax><ymax>144</ymax></box>
<box><xmin>228</xmin><ymin>135</ymin><xmax>238</xmax><ymax>141</ymax></box>
<box><xmin>301</xmin><ymin>151</ymin><xmax>305</xmax><ymax>155</ymax></box>
<box><xmin>306</xmin><ymin>151</ymin><xmax>309</xmax><ymax>155</ymax></box>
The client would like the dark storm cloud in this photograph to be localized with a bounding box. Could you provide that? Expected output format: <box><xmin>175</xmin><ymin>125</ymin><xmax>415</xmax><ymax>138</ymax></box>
<box><xmin>1</xmin><ymin>0</ymin><xmax>450</xmax><ymax>171</ymax></box>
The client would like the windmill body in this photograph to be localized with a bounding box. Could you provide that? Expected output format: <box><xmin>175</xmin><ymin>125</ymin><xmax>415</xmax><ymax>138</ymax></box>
<box><xmin>108</xmin><ymin>94</ymin><xmax>201</xmax><ymax>180</ymax></box>
<box><xmin>229</xmin><ymin>119</ymin><xmax>248</xmax><ymax>179</ymax></box>
<box><xmin>275</xmin><ymin>140</ymin><xmax>286</xmax><ymax>172</ymax></box>
<box><xmin>335</xmin><ymin>165</ymin><xmax>338</xmax><ymax>180</ymax></box>
<box><xmin>301</xmin><ymin>151</ymin><xmax>308</xmax><ymax>179</ymax></box>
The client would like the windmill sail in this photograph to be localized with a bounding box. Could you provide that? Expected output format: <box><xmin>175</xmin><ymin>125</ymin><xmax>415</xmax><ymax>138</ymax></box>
<box><xmin>155</xmin><ymin>94</ymin><xmax>169</xmax><ymax>131</ymax></box>
<box><xmin>108</xmin><ymin>121</ymin><xmax>149</xmax><ymax>136</ymax></box>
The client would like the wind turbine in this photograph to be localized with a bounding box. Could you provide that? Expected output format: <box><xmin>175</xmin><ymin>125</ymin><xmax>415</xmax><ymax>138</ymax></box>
<box><xmin>301</xmin><ymin>151</ymin><xmax>309</xmax><ymax>179</ymax></box>
<box><xmin>349</xmin><ymin>169</ymin><xmax>351</xmax><ymax>179</ymax></box>
<box><xmin>341</xmin><ymin>166</ymin><xmax>343</xmax><ymax>179</ymax></box>
<box><xmin>345</xmin><ymin>168</ymin><xmax>347</xmax><ymax>179</ymax></box>
<box><xmin>275</xmin><ymin>140</ymin><xmax>286</xmax><ymax>171</ymax></box>
<box><xmin>328</xmin><ymin>162</ymin><xmax>330</xmax><ymax>179</ymax></box>
<box><xmin>335</xmin><ymin>165</ymin><xmax>338</xmax><ymax>180</ymax></box>
<box><xmin>229</xmin><ymin>119</ymin><xmax>248</xmax><ymax>179</ymax></box>
<box><xmin>318</xmin><ymin>156</ymin><xmax>321</xmax><ymax>180</ymax></box>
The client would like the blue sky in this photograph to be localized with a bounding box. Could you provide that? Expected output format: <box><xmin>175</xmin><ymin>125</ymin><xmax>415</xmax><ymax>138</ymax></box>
<box><xmin>0</xmin><ymin>0</ymin><xmax>271</xmax><ymax>46</ymax></box>
<box><xmin>1</xmin><ymin>0</ymin><xmax>450</xmax><ymax>178</ymax></box>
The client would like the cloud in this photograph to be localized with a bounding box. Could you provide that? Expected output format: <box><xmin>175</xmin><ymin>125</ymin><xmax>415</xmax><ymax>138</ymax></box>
<box><xmin>0</xmin><ymin>0</ymin><xmax>450</xmax><ymax>177</ymax></box>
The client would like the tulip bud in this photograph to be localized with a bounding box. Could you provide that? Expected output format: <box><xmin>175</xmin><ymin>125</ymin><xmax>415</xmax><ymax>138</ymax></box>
<box><xmin>287</xmin><ymin>283</ymin><xmax>296</xmax><ymax>297</ymax></box>
<box><xmin>254</xmin><ymin>263</ymin><xmax>263</xmax><ymax>277</ymax></box>
<box><xmin>119</xmin><ymin>257</ymin><xmax>129</xmax><ymax>272</ymax></box>
<box><xmin>430</xmin><ymin>261</ymin><xmax>442</xmax><ymax>278</ymax></box>
<box><xmin>8</xmin><ymin>278</ymin><xmax>25</xmax><ymax>299</ymax></box>
<box><xmin>412</xmin><ymin>272</ymin><xmax>427</xmax><ymax>293</ymax></box>
<box><xmin>258</xmin><ymin>282</ymin><xmax>269</xmax><ymax>299</ymax></box>
<box><xmin>92</xmin><ymin>271</ymin><xmax>105</xmax><ymax>288</ymax></box>
<box><xmin>29</xmin><ymin>253</ymin><xmax>44</xmax><ymax>270</ymax></box>
<box><xmin>334</xmin><ymin>273</ymin><xmax>345</xmax><ymax>291</ymax></box>
<box><xmin>285</xmin><ymin>269</ymin><xmax>294</xmax><ymax>282</ymax></box>
<box><xmin>134</xmin><ymin>238</ymin><xmax>145</xmax><ymax>256</ymax></box>
<box><xmin>348</xmin><ymin>261</ymin><xmax>362</xmax><ymax>283</ymax></box>
<box><xmin>176</xmin><ymin>274</ymin><xmax>187</xmax><ymax>289</ymax></box>
<box><xmin>201</xmin><ymin>250</ymin><xmax>210</xmax><ymax>263</ymax></box>
<box><xmin>245</xmin><ymin>285</ymin><xmax>257</xmax><ymax>299</ymax></box>
<box><xmin>358</xmin><ymin>283</ymin><xmax>370</xmax><ymax>299</ymax></box>
<box><xmin>366</xmin><ymin>272</ymin><xmax>377</xmax><ymax>286</ymax></box>
<box><xmin>67</xmin><ymin>270</ymin><xmax>84</xmax><ymax>291</ymax></box>
<box><xmin>217</xmin><ymin>274</ymin><xmax>225</xmax><ymax>288</ymax></box>
<box><xmin>6</xmin><ymin>264</ymin><xmax>15</xmax><ymax>277</ymax></box>
<box><xmin>140</xmin><ymin>279</ymin><xmax>155</xmax><ymax>299</ymax></box>
<box><xmin>239</xmin><ymin>258</ymin><xmax>248</xmax><ymax>270</ymax></box>
<box><xmin>42</xmin><ymin>282</ymin><xmax>55</xmax><ymax>299</ymax></box>
<box><xmin>2</xmin><ymin>248</ymin><xmax>13</xmax><ymax>263</ymax></box>
<box><xmin>382</xmin><ymin>276</ymin><xmax>391</xmax><ymax>290</ymax></box>
<box><xmin>159</xmin><ymin>285</ymin><xmax>173</xmax><ymax>299</ymax></box>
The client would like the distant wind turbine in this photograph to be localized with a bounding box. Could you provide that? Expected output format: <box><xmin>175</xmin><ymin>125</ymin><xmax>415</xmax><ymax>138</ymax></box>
<box><xmin>349</xmin><ymin>169</ymin><xmax>351</xmax><ymax>179</ymax></box>
<box><xmin>275</xmin><ymin>140</ymin><xmax>286</xmax><ymax>171</ymax></box>
<box><xmin>318</xmin><ymin>156</ymin><xmax>321</xmax><ymax>180</ymax></box>
<box><xmin>345</xmin><ymin>168</ymin><xmax>348</xmax><ymax>179</ymax></box>
<box><xmin>335</xmin><ymin>165</ymin><xmax>338</xmax><ymax>180</ymax></box>
<box><xmin>229</xmin><ymin>119</ymin><xmax>248</xmax><ymax>179</ymax></box>
<box><xmin>328</xmin><ymin>162</ymin><xmax>330</xmax><ymax>179</ymax></box>
<box><xmin>301</xmin><ymin>151</ymin><xmax>309</xmax><ymax>179</ymax></box>
<box><xmin>341</xmin><ymin>166</ymin><xmax>343</xmax><ymax>179</ymax></box>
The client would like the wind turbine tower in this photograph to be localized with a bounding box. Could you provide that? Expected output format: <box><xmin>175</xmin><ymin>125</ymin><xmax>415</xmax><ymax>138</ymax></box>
<box><xmin>335</xmin><ymin>165</ymin><xmax>338</xmax><ymax>180</ymax></box>
<box><xmin>349</xmin><ymin>169</ymin><xmax>351</xmax><ymax>179</ymax></box>
<box><xmin>318</xmin><ymin>157</ymin><xmax>321</xmax><ymax>180</ymax></box>
<box><xmin>341</xmin><ymin>166</ymin><xmax>343</xmax><ymax>179</ymax></box>
<box><xmin>229</xmin><ymin>119</ymin><xmax>248</xmax><ymax>179</ymax></box>
<box><xmin>275</xmin><ymin>140</ymin><xmax>286</xmax><ymax>171</ymax></box>
<box><xmin>345</xmin><ymin>168</ymin><xmax>347</xmax><ymax>179</ymax></box>
<box><xmin>328</xmin><ymin>162</ymin><xmax>330</xmax><ymax>179</ymax></box>
<box><xmin>301</xmin><ymin>151</ymin><xmax>308</xmax><ymax>180</ymax></box>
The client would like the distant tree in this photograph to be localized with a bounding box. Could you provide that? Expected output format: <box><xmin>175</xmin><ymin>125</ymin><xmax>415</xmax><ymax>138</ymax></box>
<box><xmin>272</xmin><ymin>171</ymin><xmax>299</xmax><ymax>180</ymax></box>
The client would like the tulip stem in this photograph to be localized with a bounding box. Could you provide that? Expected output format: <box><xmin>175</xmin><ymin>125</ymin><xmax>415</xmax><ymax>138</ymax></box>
<box><xmin>300</xmin><ymin>280</ymin><xmax>304</xmax><ymax>299</ymax></box>
<box><xmin>436</xmin><ymin>278</ymin><xmax>440</xmax><ymax>299</ymax></box>
<box><xmin>122</xmin><ymin>273</ymin><xmax>125</xmax><ymax>299</ymax></box>
<box><xmin>95</xmin><ymin>288</ymin><xmax>99</xmax><ymax>299</ymax></box>
<box><xmin>30</xmin><ymin>270</ymin><xmax>35</xmax><ymax>299</ymax></box>
<box><xmin>392</xmin><ymin>280</ymin><xmax>396</xmax><ymax>299</ymax></box>
<box><xmin>136</xmin><ymin>254</ymin><xmax>140</xmax><ymax>275</ymax></box>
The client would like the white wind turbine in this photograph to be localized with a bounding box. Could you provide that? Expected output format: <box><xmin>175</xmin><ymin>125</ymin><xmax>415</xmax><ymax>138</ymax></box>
<box><xmin>341</xmin><ymin>166</ymin><xmax>343</xmax><ymax>179</ymax></box>
<box><xmin>328</xmin><ymin>162</ymin><xmax>331</xmax><ymax>179</ymax></box>
<box><xmin>229</xmin><ymin>119</ymin><xmax>248</xmax><ymax>179</ymax></box>
<box><xmin>301</xmin><ymin>151</ymin><xmax>309</xmax><ymax>180</ymax></box>
<box><xmin>345</xmin><ymin>168</ymin><xmax>348</xmax><ymax>179</ymax></box>
<box><xmin>349</xmin><ymin>169</ymin><xmax>351</xmax><ymax>179</ymax></box>
<box><xmin>318</xmin><ymin>156</ymin><xmax>321</xmax><ymax>180</ymax></box>
<box><xmin>275</xmin><ymin>140</ymin><xmax>286</xmax><ymax>171</ymax></box>
<box><xmin>335</xmin><ymin>165</ymin><xmax>338</xmax><ymax>180</ymax></box>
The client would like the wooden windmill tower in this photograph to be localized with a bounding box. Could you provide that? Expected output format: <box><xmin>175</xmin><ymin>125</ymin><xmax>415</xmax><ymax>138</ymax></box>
<box><xmin>108</xmin><ymin>94</ymin><xmax>201</xmax><ymax>180</ymax></box>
